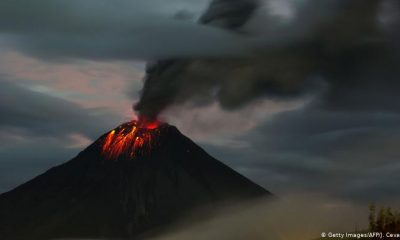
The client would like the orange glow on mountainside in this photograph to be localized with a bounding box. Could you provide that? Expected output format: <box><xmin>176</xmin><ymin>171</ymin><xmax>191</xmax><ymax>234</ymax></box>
<box><xmin>101</xmin><ymin>118</ymin><xmax>162</xmax><ymax>159</ymax></box>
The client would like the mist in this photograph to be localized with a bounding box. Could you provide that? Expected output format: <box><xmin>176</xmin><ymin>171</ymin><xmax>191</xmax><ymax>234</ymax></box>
<box><xmin>48</xmin><ymin>195</ymin><xmax>367</xmax><ymax>240</ymax></box>
<box><xmin>150</xmin><ymin>195</ymin><xmax>366</xmax><ymax>240</ymax></box>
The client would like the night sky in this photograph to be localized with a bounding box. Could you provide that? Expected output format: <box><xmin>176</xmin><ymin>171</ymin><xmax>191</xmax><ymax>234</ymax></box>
<box><xmin>1</xmin><ymin>0</ymin><xmax>399</xmax><ymax>211</ymax></box>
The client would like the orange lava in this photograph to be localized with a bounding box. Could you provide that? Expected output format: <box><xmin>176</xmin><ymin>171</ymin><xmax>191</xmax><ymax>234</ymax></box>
<box><xmin>101</xmin><ymin>118</ymin><xmax>161</xmax><ymax>160</ymax></box>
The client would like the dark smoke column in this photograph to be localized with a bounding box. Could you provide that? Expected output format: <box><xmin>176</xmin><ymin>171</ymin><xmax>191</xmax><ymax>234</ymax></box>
<box><xmin>134</xmin><ymin>0</ymin><xmax>259</xmax><ymax>120</ymax></box>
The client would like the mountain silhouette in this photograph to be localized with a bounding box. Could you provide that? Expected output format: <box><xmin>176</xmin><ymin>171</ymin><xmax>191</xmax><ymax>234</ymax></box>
<box><xmin>0</xmin><ymin>122</ymin><xmax>271</xmax><ymax>239</ymax></box>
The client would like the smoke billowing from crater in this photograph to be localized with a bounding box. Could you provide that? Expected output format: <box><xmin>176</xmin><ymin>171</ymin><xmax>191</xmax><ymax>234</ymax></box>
<box><xmin>134</xmin><ymin>0</ymin><xmax>400</xmax><ymax>119</ymax></box>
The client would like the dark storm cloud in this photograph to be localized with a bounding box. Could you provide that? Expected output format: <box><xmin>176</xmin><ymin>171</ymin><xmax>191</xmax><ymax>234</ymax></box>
<box><xmin>0</xmin><ymin>0</ymin><xmax>249</xmax><ymax>60</ymax></box>
<box><xmin>134</xmin><ymin>0</ymin><xmax>400</xmax><ymax>118</ymax></box>
<box><xmin>0</xmin><ymin>80</ymin><xmax>118</xmax><ymax>139</ymax></box>
<box><xmin>199</xmin><ymin>0</ymin><xmax>259</xmax><ymax>29</ymax></box>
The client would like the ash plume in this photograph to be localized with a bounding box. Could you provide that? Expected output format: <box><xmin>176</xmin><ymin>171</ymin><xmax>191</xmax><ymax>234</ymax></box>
<box><xmin>134</xmin><ymin>0</ymin><xmax>400</xmax><ymax>119</ymax></box>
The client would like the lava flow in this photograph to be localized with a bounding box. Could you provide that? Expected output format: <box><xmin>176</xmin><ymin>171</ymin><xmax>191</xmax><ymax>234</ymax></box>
<box><xmin>101</xmin><ymin>118</ymin><xmax>162</xmax><ymax>160</ymax></box>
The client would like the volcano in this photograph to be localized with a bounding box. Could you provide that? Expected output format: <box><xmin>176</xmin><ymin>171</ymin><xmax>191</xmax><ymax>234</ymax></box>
<box><xmin>0</xmin><ymin>121</ymin><xmax>271</xmax><ymax>239</ymax></box>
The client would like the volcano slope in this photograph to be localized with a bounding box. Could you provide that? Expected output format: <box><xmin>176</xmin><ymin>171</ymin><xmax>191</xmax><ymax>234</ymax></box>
<box><xmin>0</xmin><ymin>122</ymin><xmax>271</xmax><ymax>239</ymax></box>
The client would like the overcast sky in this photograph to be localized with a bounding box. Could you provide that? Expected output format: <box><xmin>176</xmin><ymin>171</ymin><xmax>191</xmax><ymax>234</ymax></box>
<box><xmin>0</xmin><ymin>0</ymin><xmax>400</xmax><ymax>211</ymax></box>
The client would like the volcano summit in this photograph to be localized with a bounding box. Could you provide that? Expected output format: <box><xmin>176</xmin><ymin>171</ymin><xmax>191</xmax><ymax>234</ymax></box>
<box><xmin>0</xmin><ymin>121</ymin><xmax>271</xmax><ymax>239</ymax></box>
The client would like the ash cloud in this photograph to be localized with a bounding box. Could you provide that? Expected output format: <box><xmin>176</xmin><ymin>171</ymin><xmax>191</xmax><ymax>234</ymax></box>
<box><xmin>134</xmin><ymin>0</ymin><xmax>400</xmax><ymax>119</ymax></box>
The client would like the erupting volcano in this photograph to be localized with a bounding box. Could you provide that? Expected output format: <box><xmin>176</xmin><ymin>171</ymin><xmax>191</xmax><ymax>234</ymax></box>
<box><xmin>101</xmin><ymin>117</ymin><xmax>163</xmax><ymax>160</ymax></box>
<box><xmin>0</xmin><ymin>0</ymin><xmax>275</xmax><ymax>239</ymax></box>
<box><xmin>0</xmin><ymin>120</ymin><xmax>271</xmax><ymax>240</ymax></box>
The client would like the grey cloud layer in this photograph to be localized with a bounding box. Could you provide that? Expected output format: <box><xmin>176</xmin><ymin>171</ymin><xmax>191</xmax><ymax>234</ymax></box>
<box><xmin>0</xmin><ymin>80</ymin><xmax>118</xmax><ymax>139</ymax></box>
<box><xmin>0</xmin><ymin>80</ymin><xmax>122</xmax><ymax>193</ymax></box>
<box><xmin>204</xmin><ymin>105</ymin><xmax>400</xmax><ymax>203</ymax></box>
<box><xmin>0</xmin><ymin>0</ymin><xmax>251</xmax><ymax>60</ymax></box>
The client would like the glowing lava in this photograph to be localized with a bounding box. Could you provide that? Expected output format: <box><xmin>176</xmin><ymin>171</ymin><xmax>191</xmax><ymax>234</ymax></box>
<box><xmin>101</xmin><ymin>118</ymin><xmax>162</xmax><ymax>160</ymax></box>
